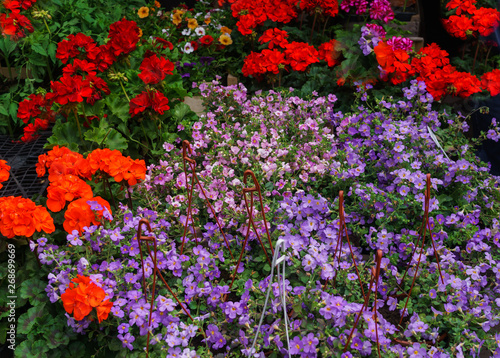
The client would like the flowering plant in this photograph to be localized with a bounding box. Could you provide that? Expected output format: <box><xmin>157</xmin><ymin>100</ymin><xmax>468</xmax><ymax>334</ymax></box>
<box><xmin>147</xmin><ymin>1</ymin><xmax>236</xmax><ymax>94</ymax></box>
<box><xmin>29</xmin><ymin>79</ymin><xmax>500</xmax><ymax>357</ymax></box>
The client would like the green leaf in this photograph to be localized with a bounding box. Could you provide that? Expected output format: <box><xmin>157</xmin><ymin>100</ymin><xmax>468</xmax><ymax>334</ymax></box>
<box><xmin>44</xmin><ymin>330</ymin><xmax>70</xmax><ymax>349</ymax></box>
<box><xmin>105</xmin><ymin>94</ymin><xmax>130</xmax><ymax>122</ymax></box>
<box><xmin>19</xmin><ymin>278</ymin><xmax>47</xmax><ymax>306</ymax></box>
<box><xmin>45</xmin><ymin>121</ymin><xmax>81</xmax><ymax>151</ymax></box>
<box><xmin>17</xmin><ymin>303</ymin><xmax>46</xmax><ymax>334</ymax></box>
<box><xmin>0</xmin><ymin>37</ymin><xmax>17</xmax><ymax>56</ymax></box>
<box><xmin>48</xmin><ymin>42</ymin><xmax>57</xmax><ymax>63</ymax></box>
<box><xmin>31</xmin><ymin>43</ymin><xmax>48</xmax><ymax>57</ymax></box>
<box><xmin>84</xmin><ymin>119</ymin><xmax>128</xmax><ymax>151</ymax></box>
<box><xmin>172</xmin><ymin>102</ymin><xmax>193</xmax><ymax>123</ymax></box>
<box><xmin>9</xmin><ymin>102</ymin><xmax>18</xmax><ymax>122</ymax></box>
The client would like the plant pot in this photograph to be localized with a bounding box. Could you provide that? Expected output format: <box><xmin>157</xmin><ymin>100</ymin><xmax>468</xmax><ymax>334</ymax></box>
<box><xmin>184</xmin><ymin>96</ymin><xmax>205</xmax><ymax>115</ymax></box>
<box><xmin>0</xmin><ymin>66</ymin><xmax>31</xmax><ymax>80</ymax></box>
<box><xmin>395</xmin><ymin>12</ymin><xmax>417</xmax><ymax>21</ymax></box>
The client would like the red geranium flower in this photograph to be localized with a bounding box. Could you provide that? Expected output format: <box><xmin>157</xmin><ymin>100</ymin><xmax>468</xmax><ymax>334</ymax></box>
<box><xmin>138</xmin><ymin>54</ymin><xmax>175</xmax><ymax>84</ymax></box>
<box><xmin>481</xmin><ymin>69</ymin><xmax>500</xmax><ymax>97</ymax></box>
<box><xmin>129</xmin><ymin>90</ymin><xmax>170</xmax><ymax>117</ymax></box>
<box><xmin>259</xmin><ymin>28</ymin><xmax>289</xmax><ymax>49</ymax></box>
<box><xmin>107</xmin><ymin>18</ymin><xmax>140</xmax><ymax>57</ymax></box>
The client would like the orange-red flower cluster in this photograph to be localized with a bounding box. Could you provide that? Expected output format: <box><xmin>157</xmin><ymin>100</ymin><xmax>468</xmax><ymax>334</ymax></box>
<box><xmin>443</xmin><ymin>0</ymin><xmax>500</xmax><ymax>38</ymax></box>
<box><xmin>86</xmin><ymin>148</ymin><xmax>146</xmax><ymax>186</ymax></box>
<box><xmin>0</xmin><ymin>196</ymin><xmax>55</xmax><ymax>238</ymax></box>
<box><xmin>373</xmin><ymin>40</ymin><xmax>499</xmax><ymax>99</ymax></box>
<box><xmin>63</xmin><ymin>197</ymin><xmax>111</xmax><ymax>234</ymax></box>
<box><xmin>61</xmin><ymin>275</ymin><xmax>113</xmax><ymax>323</ymax></box>
<box><xmin>36</xmin><ymin>146</ymin><xmax>144</xmax><ymax>233</ymax></box>
<box><xmin>0</xmin><ymin>159</ymin><xmax>11</xmax><ymax>190</ymax></box>
<box><xmin>243</xmin><ymin>29</ymin><xmax>320</xmax><ymax>77</ymax></box>
<box><xmin>37</xmin><ymin>146</ymin><xmax>145</xmax><ymax>232</ymax></box>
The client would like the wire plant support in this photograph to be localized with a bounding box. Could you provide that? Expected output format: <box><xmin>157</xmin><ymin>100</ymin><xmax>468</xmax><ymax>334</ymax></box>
<box><xmin>180</xmin><ymin>140</ymin><xmax>233</xmax><ymax>259</ymax></box>
<box><xmin>135</xmin><ymin>219</ymin><xmax>204</xmax><ymax>358</ymax></box>
<box><xmin>397</xmin><ymin>173</ymin><xmax>445</xmax><ymax>326</ymax></box>
<box><xmin>325</xmin><ymin>190</ymin><xmax>366</xmax><ymax>300</ymax></box>
<box><xmin>344</xmin><ymin>249</ymin><xmax>384</xmax><ymax>358</ymax></box>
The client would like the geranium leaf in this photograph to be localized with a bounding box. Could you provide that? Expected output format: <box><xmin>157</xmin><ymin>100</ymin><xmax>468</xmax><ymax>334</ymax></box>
<box><xmin>17</xmin><ymin>303</ymin><xmax>46</xmax><ymax>334</ymax></box>
<box><xmin>44</xmin><ymin>330</ymin><xmax>70</xmax><ymax>349</ymax></box>
<box><xmin>19</xmin><ymin>278</ymin><xmax>46</xmax><ymax>306</ymax></box>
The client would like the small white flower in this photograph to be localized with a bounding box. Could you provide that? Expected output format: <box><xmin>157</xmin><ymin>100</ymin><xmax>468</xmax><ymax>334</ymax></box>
<box><xmin>162</xmin><ymin>28</ymin><xmax>168</xmax><ymax>34</ymax></box>
<box><xmin>183</xmin><ymin>42</ymin><xmax>194</xmax><ymax>54</ymax></box>
<box><xmin>182</xmin><ymin>28</ymin><xmax>191</xmax><ymax>36</ymax></box>
<box><xmin>195</xmin><ymin>27</ymin><xmax>206</xmax><ymax>36</ymax></box>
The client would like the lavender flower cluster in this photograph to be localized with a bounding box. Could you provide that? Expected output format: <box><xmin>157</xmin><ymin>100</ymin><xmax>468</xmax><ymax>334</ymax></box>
<box><xmin>35</xmin><ymin>79</ymin><xmax>500</xmax><ymax>357</ymax></box>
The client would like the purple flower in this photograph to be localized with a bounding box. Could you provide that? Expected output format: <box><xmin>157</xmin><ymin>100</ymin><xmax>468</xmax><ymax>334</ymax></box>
<box><xmin>303</xmin><ymin>333</ymin><xmax>319</xmax><ymax>353</ymax></box>
<box><xmin>67</xmin><ymin>230</ymin><xmax>83</xmax><ymax>246</ymax></box>
<box><xmin>118</xmin><ymin>323</ymin><xmax>129</xmax><ymax>334</ymax></box>
<box><xmin>407</xmin><ymin>343</ymin><xmax>427</xmax><ymax>357</ymax></box>
<box><xmin>289</xmin><ymin>335</ymin><xmax>303</xmax><ymax>355</ymax></box>
<box><xmin>118</xmin><ymin>333</ymin><xmax>135</xmax><ymax>350</ymax></box>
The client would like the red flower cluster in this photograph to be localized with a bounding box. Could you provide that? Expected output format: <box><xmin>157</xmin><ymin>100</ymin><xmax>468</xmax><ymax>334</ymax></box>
<box><xmin>374</xmin><ymin>41</ymin><xmax>411</xmax><ymax>85</ymax></box>
<box><xmin>17</xmin><ymin>93</ymin><xmax>55</xmax><ymax>142</ymax></box>
<box><xmin>224</xmin><ymin>0</ymin><xmax>297</xmax><ymax>35</ymax></box>
<box><xmin>56</xmin><ymin>18</ymin><xmax>140</xmax><ymax>72</ymax></box>
<box><xmin>481</xmin><ymin>69</ymin><xmax>500</xmax><ymax>97</ymax></box>
<box><xmin>0</xmin><ymin>0</ymin><xmax>35</xmax><ymax>41</ymax></box>
<box><xmin>107</xmin><ymin>18</ymin><xmax>141</xmax><ymax>57</ymax></box>
<box><xmin>0</xmin><ymin>159</ymin><xmax>11</xmax><ymax>190</ymax></box>
<box><xmin>299</xmin><ymin>0</ymin><xmax>339</xmax><ymax>17</ymax></box>
<box><xmin>56</xmin><ymin>33</ymin><xmax>100</xmax><ymax>64</ymax></box>
<box><xmin>0</xmin><ymin>196</ymin><xmax>55</xmax><ymax>239</ymax></box>
<box><xmin>61</xmin><ymin>275</ymin><xmax>113</xmax><ymax>323</ymax></box>
<box><xmin>443</xmin><ymin>0</ymin><xmax>500</xmax><ymax>38</ymax></box>
<box><xmin>258</xmin><ymin>28</ymin><xmax>289</xmax><ymax>49</ymax></box>
<box><xmin>138</xmin><ymin>54</ymin><xmax>175</xmax><ymax>84</ymax></box>
<box><xmin>243</xmin><ymin>29</ymin><xmax>320</xmax><ymax>77</ymax></box>
<box><xmin>318</xmin><ymin>39</ymin><xmax>341</xmax><ymax>67</ymax></box>
<box><xmin>50</xmin><ymin>71</ymin><xmax>110</xmax><ymax>106</ymax></box>
<box><xmin>0</xmin><ymin>12</ymin><xmax>33</xmax><ymax>40</ymax></box>
<box><xmin>129</xmin><ymin>90</ymin><xmax>170</xmax><ymax>117</ymax></box>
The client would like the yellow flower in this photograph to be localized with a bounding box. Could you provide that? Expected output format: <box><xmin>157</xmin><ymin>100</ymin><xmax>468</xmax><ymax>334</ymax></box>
<box><xmin>138</xmin><ymin>28</ymin><xmax>143</xmax><ymax>37</ymax></box>
<box><xmin>187</xmin><ymin>18</ymin><xmax>198</xmax><ymax>30</ymax></box>
<box><xmin>172</xmin><ymin>13</ymin><xmax>182</xmax><ymax>26</ymax></box>
<box><xmin>220</xmin><ymin>26</ymin><xmax>232</xmax><ymax>35</ymax></box>
<box><xmin>204</xmin><ymin>17</ymin><xmax>211</xmax><ymax>25</ymax></box>
<box><xmin>219</xmin><ymin>34</ymin><xmax>232</xmax><ymax>46</ymax></box>
<box><xmin>154</xmin><ymin>1</ymin><xmax>160</xmax><ymax>7</ymax></box>
<box><xmin>138</xmin><ymin>6</ymin><xmax>149</xmax><ymax>18</ymax></box>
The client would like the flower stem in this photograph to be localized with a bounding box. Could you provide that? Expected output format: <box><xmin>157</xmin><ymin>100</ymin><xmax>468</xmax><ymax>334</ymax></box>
<box><xmin>310</xmin><ymin>12</ymin><xmax>318</xmax><ymax>44</ymax></box>
<box><xmin>119</xmin><ymin>80</ymin><xmax>130</xmax><ymax>102</ymax></box>
<box><xmin>73</xmin><ymin>108</ymin><xmax>84</xmax><ymax>146</ymax></box>
<box><xmin>5</xmin><ymin>55</ymin><xmax>13</xmax><ymax>80</ymax></box>
<box><xmin>472</xmin><ymin>40</ymin><xmax>480</xmax><ymax>74</ymax></box>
